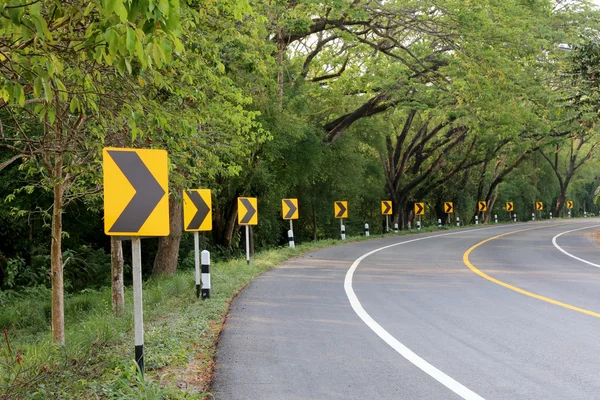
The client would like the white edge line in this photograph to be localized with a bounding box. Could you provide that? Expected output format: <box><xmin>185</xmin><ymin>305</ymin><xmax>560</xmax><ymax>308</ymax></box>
<box><xmin>552</xmin><ymin>224</ymin><xmax>600</xmax><ymax>269</ymax></box>
<box><xmin>343</xmin><ymin>227</ymin><xmax>499</xmax><ymax>400</ymax></box>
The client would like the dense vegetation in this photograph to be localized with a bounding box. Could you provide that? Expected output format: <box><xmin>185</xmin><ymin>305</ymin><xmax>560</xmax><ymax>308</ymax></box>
<box><xmin>2</xmin><ymin>0</ymin><xmax>600</xmax><ymax>396</ymax></box>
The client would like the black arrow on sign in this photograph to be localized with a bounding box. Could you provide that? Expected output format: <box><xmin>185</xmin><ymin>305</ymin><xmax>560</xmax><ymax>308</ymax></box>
<box><xmin>283</xmin><ymin>199</ymin><xmax>297</xmax><ymax>219</ymax></box>
<box><xmin>479</xmin><ymin>201</ymin><xmax>486</xmax><ymax>211</ymax></box>
<box><xmin>335</xmin><ymin>202</ymin><xmax>347</xmax><ymax>218</ymax></box>
<box><xmin>507</xmin><ymin>203</ymin><xmax>513</xmax><ymax>211</ymax></box>
<box><xmin>186</xmin><ymin>191</ymin><xmax>210</xmax><ymax>230</ymax></box>
<box><xmin>108</xmin><ymin>151</ymin><xmax>166</xmax><ymax>233</ymax></box>
<box><xmin>383</xmin><ymin>201</ymin><xmax>392</xmax><ymax>214</ymax></box>
<box><xmin>415</xmin><ymin>203</ymin><xmax>424</xmax><ymax>215</ymax></box>
<box><xmin>567</xmin><ymin>201</ymin><xmax>573</xmax><ymax>208</ymax></box>
<box><xmin>444</xmin><ymin>203</ymin><xmax>453</xmax><ymax>213</ymax></box>
<box><xmin>240</xmin><ymin>198</ymin><xmax>256</xmax><ymax>224</ymax></box>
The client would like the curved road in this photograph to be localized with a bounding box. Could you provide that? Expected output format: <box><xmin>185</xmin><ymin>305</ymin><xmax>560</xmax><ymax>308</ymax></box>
<box><xmin>213</xmin><ymin>219</ymin><xmax>600</xmax><ymax>399</ymax></box>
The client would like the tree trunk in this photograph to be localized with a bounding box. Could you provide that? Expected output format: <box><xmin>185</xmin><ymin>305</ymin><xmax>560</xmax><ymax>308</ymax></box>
<box><xmin>50</xmin><ymin>160</ymin><xmax>65</xmax><ymax>345</ymax></box>
<box><xmin>152</xmin><ymin>194</ymin><xmax>183</xmax><ymax>276</ymax></box>
<box><xmin>555</xmin><ymin>181</ymin><xmax>569</xmax><ymax>217</ymax></box>
<box><xmin>223</xmin><ymin>197</ymin><xmax>238</xmax><ymax>247</ymax></box>
<box><xmin>110</xmin><ymin>237</ymin><xmax>125</xmax><ymax>314</ymax></box>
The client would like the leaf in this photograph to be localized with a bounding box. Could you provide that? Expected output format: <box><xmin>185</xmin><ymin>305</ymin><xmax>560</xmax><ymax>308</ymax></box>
<box><xmin>158</xmin><ymin>0</ymin><xmax>170</xmax><ymax>17</ymax></box>
<box><xmin>126</xmin><ymin>27</ymin><xmax>136</xmax><ymax>55</ymax></box>
<box><xmin>33</xmin><ymin>77</ymin><xmax>42</xmax><ymax>99</ymax></box>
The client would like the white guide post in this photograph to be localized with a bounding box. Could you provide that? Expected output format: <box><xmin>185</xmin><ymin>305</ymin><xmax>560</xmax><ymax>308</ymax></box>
<box><xmin>132</xmin><ymin>237</ymin><xmax>144</xmax><ymax>374</ymax></box>
<box><xmin>201</xmin><ymin>250</ymin><xmax>211</xmax><ymax>299</ymax></box>
<box><xmin>245</xmin><ymin>225</ymin><xmax>250</xmax><ymax>264</ymax></box>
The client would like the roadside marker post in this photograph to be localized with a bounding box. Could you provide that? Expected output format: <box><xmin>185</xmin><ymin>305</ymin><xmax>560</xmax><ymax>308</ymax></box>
<box><xmin>438</xmin><ymin>218</ymin><xmax>442</xmax><ymax>228</ymax></box>
<box><xmin>238</xmin><ymin>197</ymin><xmax>258</xmax><ymax>264</ymax></box>
<box><xmin>568</xmin><ymin>211</ymin><xmax>572</xmax><ymax>218</ymax></box>
<box><xmin>417</xmin><ymin>219</ymin><xmax>421</xmax><ymax>231</ymax></box>
<box><xmin>201</xmin><ymin>250</ymin><xmax>210</xmax><ymax>299</ymax></box>
<box><xmin>475</xmin><ymin>216</ymin><xmax>479</xmax><ymax>225</ymax></box>
<box><xmin>103</xmin><ymin>148</ymin><xmax>169</xmax><ymax>376</ymax></box>
<box><xmin>535</xmin><ymin>202</ymin><xmax>543</xmax><ymax>220</ymax></box>
<box><xmin>585</xmin><ymin>211</ymin><xmax>588</xmax><ymax>218</ymax></box>
<box><xmin>394</xmin><ymin>223</ymin><xmax>399</xmax><ymax>233</ymax></box>
<box><xmin>194</xmin><ymin>232</ymin><xmax>201</xmax><ymax>297</ymax></box>
<box><xmin>532</xmin><ymin>213</ymin><xmax>535</xmax><ymax>221</ymax></box>
<box><xmin>381</xmin><ymin>201</ymin><xmax>392</xmax><ymax>233</ymax></box>
<box><xmin>550</xmin><ymin>212</ymin><xmax>553</xmax><ymax>220</ymax></box>
<box><xmin>456</xmin><ymin>217</ymin><xmax>460</xmax><ymax>227</ymax></box>
<box><xmin>282</xmin><ymin>199</ymin><xmax>299</xmax><ymax>248</ymax></box>
<box><xmin>335</xmin><ymin>201</ymin><xmax>348</xmax><ymax>240</ymax></box>
<box><xmin>183</xmin><ymin>189</ymin><xmax>212</xmax><ymax>299</ymax></box>
<box><xmin>245</xmin><ymin>226</ymin><xmax>250</xmax><ymax>264</ymax></box>
<box><xmin>364</xmin><ymin>223</ymin><xmax>370</xmax><ymax>237</ymax></box>
<box><xmin>444</xmin><ymin>202</ymin><xmax>454</xmax><ymax>226</ymax></box>
<box><xmin>494</xmin><ymin>214</ymin><xmax>498</xmax><ymax>224</ymax></box>
<box><xmin>514</xmin><ymin>213</ymin><xmax>517</xmax><ymax>223</ymax></box>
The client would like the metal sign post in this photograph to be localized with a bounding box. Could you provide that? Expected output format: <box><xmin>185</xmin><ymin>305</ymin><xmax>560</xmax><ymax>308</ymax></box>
<box><xmin>194</xmin><ymin>232</ymin><xmax>201</xmax><ymax>298</ymax></box>
<box><xmin>132</xmin><ymin>237</ymin><xmax>144</xmax><ymax>373</ymax></box>
<box><xmin>245</xmin><ymin>225</ymin><xmax>250</xmax><ymax>264</ymax></box>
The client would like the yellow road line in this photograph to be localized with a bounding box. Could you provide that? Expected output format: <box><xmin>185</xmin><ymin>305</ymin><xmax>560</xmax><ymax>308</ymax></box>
<box><xmin>463</xmin><ymin>226</ymin><xmax>600</xmax><ymax>318</ymax></box>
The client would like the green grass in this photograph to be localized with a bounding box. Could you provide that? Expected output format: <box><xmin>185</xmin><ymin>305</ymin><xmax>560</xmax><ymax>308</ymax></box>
<box><xmin>0</xmin><ymin>224</ymin><xmax>470</xmax><ymax>399</ymax></box>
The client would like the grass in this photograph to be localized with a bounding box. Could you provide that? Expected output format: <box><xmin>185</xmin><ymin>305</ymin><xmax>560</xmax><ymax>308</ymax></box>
<box><xmin>0</xmin><ymin>223</ymin><xmax>475</xmax><ymax>399</ymax></box>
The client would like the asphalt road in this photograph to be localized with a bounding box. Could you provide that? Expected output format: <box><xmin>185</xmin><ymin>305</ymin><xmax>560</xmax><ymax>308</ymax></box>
<box><xmin>212</xmin><ymin>219</ymin><xmax>600</xmax><ymax>399</ymax></box>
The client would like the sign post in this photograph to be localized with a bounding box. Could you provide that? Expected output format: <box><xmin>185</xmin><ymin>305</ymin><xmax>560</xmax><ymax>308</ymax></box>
<box><xmin>238</xmin><ymin>197</ymin><xmax>258</xmax><ymax>264</ymax></box>
<box><xmin>535</xmin><ymin>202</ymin><xmax>543</xmax><ymax>220</ymax></box>
<box><xmin>103</xmin><ymin>148</ymin><xmax>169</xmax><ymax>376</ymax></box>
<box><xmin>183</xmin><ymin>189</ymin><xmax>212</xmax><ymax>298</ymax></box>
<box><xmin>282</xmin><ymin>199</ymin><xmax>299</xmax><ymax>248</ymax></box>
<box><xmin>477</xmin><ymin>201</ymin><xmax>487</xmax><ymax>224</ymax></box>
<box><xmin>566</xmin><ymin>200</ymin><xmax>573</xmax><ymax>218</ymax></box>
<box><xmin>381</xmin><ymin>201</ymin><xmax>392</xmax><ymax>233</ymax></box>
<box><xmin>506</xmin><ymin>202</ymin><xmax>514</xmax><ymax>222</ymax></box>
<box><xmin>414</xmin><ymin>203</ymin><xmax>424</xmax><ymax>231</ymax></box>
<box><xmin>444</xmin><ymin>202</ymin><xmax>454</xmax><ymax>226</ymax></box>
<box><xmin>335</xmin><ymin>201</ymin><xmax>348</xmax><ymax>239</ymax></box>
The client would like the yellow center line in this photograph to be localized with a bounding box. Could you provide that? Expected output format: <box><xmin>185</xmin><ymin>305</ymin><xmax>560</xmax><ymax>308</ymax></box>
<box><xmin>463</xmin><ymin>225</ymin><xmax>600</xmax><ymax>318</ymax></box>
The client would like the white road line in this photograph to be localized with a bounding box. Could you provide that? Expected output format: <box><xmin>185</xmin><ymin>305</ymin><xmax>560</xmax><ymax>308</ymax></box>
<box><xmin>344</xmin><ymin>227</ymin><xmax>500</xmax><ymax>400</ymax></box>
<box><xmin>552</xmin><ymin>224</ymin><xmax>600</xmax><ymax>269</ymax></box>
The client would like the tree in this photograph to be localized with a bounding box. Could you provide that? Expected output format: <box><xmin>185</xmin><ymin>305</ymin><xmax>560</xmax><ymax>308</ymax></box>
<box><xmin>0</xmin><ymin>0</ymin><xmax>182</xmax><ymax>344</ymax></box>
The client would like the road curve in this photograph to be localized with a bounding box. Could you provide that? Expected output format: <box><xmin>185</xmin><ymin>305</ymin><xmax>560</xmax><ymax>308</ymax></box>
<box><xmin>212</xmin><ymin>219</ymin><xmax>600</xmax><ymax>399</ymax></box>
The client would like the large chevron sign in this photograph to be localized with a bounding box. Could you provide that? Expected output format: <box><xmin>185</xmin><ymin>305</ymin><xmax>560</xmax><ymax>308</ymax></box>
<box><xmin>103</xmin><ymin>148</ymin><xmax>169</xmax><ymax>236</ymax></box>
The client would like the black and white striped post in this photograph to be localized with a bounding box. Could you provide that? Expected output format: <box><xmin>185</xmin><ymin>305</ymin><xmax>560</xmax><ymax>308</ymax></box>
<box><xmin>513</xmin><ymin>213</ymin><xmax>517</xmax><ymax>223</ymax></box>
<box><xmin>475</xmin><ymin>215</ymin><xmax>479</xmax><ymax>225</ymax></box>
<box><xmin>131</xmin><ymin>237</ymin><xmax>144</xmax><ymax>374</ymax></box>
<box><xmin>532</xmin><ymin>212</ymin><xmax>535</xmax><ymax>221</ymax></box>
<box><xmin>201</xmin><ymin>250</ymin><xmax>210</xmax><ymax>299</ymax></box>
<box><xmin>341</xmin><ymin>219</ymin><xmax>346</xmax><ymax>240</ymax></box>
<box><xmin>568</xmin><ymin>210</ymin><xmax>571</xmax><ymax>218</ymax></box>
<box><xmin>494</xmin><ymin>214</ymin><xmax>498</xmax><ymax>224</ymax></box>
<box><xmin>456</xmin><ymin>217</ymin><xmax>460</xmax><ymax>227</ymax></box>
<box><xmin>438</xmin><ymin>218</ymin><xmax>442</xmax><ymax>228</ymax></box>
<box><xmin>194</xmin><ymin>232</ymin><xmax>201</xmax><ymax>298</ymax></box>
<box><xmin>550</xmin><ymin>212</ymin><xmax>552</xmax><ymax>220</ymax></box>
<box><xmin>288</xmin><ymin>220</ymin><xmax>295</xmax><ymax>248</ymax></box>
<box><xmin>245</xmin><ymin>225</ymin><xmax>250</xmax><ymax>264</ymax></box>
<box><xmin>364</xmin><ymin>223</ymin><xmax>370</xmax><ymax>237</ymax></box>
<box><xmin>417</xmin><ymin>218</ymin><xmax>421</xmax><ymax>231</ymax></box>
<box><xmin>394</xmin><ymin>223</ymin><xmax>399</xmax><ymax>233</ymax></box>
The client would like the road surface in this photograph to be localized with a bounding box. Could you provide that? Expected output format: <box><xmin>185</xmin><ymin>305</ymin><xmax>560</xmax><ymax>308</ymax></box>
<box><xmin>213</xmin><ymin>219</ymin><xmax>600</xmax><ymax>399</ymax></box>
